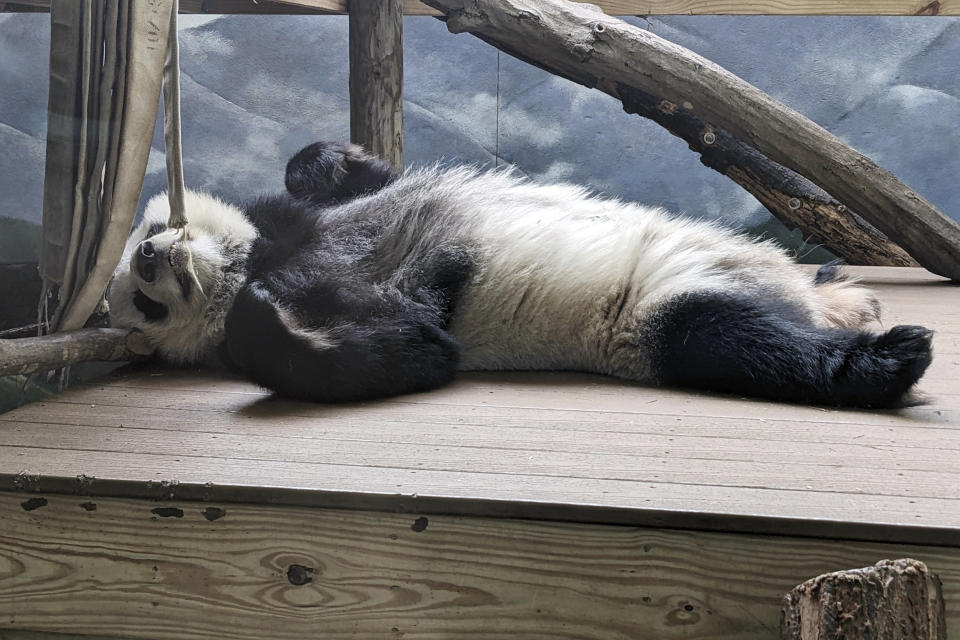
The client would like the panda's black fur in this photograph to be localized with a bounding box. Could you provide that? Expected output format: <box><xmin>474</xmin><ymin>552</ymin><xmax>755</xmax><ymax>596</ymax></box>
<box><xmin>107</xmin><ymin>142</ymin><xmax>933</xmax><ymax>408</ymax></box>
<box><xmin>227</xmin><ymin>149</ymin><xmax>472</xmax><ymax>401</ymax></box>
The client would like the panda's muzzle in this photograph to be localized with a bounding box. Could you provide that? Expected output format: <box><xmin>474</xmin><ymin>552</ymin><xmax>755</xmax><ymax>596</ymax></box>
<box><xmin>135</xmin><ymin>240</ymin><xmax>159</xmax><ymax>283</ymax></box>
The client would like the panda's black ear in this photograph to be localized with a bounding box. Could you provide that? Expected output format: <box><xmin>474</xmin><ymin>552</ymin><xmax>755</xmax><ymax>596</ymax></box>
<box><xmin>285</xmin><ymin>141</ymin><xmax>398</xmax><ymax>207</ymax></box>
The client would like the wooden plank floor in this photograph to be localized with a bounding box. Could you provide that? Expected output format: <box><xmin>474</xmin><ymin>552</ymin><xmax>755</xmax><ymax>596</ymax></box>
<box><xmin>1</xmin><ymin>266</ymin><xmax>958</xmax><ymax>545</ymax></box>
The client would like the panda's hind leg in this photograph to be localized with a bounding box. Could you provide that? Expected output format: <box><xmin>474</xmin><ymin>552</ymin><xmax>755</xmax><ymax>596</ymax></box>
<box><xmin>644</xmin><ymin>290</ymin><xmax>932</xmax><ymax>408</ymax></box>
<box><xmin>285</xmin><ymin>141</ymin><xmax>398</xmax><ymax>206</ymax></box>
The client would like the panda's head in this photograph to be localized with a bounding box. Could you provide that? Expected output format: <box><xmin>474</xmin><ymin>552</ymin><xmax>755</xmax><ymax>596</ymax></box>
<box><xmin>107</xmin><ymin>190</ymin><xmax>258</xmax><ymax>364</ymax></box>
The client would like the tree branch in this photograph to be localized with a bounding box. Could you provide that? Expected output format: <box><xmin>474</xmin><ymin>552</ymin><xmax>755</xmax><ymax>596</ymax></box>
<box><xmin>424</xmin><ymin>0</ymin><xmax>960</xmax><ymax>279</ymax></box>
<box><xmin>0</xmin><ymin>328</ymin><xmax>149</xmax><ymax>377</ymax></box>
<box><xmin>615</xmin><ymin>84</ymin><xmax>918</xmax><ymax>266</ymax></box>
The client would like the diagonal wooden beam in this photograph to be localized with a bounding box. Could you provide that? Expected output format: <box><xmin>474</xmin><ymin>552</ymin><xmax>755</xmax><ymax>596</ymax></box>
<box><xmin>421</xmin><ymin>0</ymin><xmax>960</xmax><ymax>280</ymax></box>
<box><xmin>8</xmin><ymin>0</ymin><xmax>953</xmax><ymax>16</ymax></box>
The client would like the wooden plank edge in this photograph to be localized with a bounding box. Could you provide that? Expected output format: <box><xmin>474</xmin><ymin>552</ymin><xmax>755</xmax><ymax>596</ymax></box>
<box><xmin>1</xmin><ymin>491</ymin><xmax>957</xmax><ymax>640</ymax></box>
<box><xmin>2</xmin><ymin>473</ymin><xmax>960</xmax><ymax>547</ymax></box>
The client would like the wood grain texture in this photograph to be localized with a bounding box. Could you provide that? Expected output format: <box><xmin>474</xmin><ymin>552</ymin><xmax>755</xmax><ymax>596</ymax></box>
<box><xmin>349</xmin><ymin>0</ymin><xmax>403</xmax><ymax>169</ymax></box>
<box><xmin>0</xmin><ymin>493</ymin><xmax>958</xmax><ymax>640</ymax></box>
<box><xmin>8</xmin><ymin>0</ymin><xmax>959</xmax><ymax>14</ymax></box>
<box><xmin>782</xmin><ymin>559</ymin><xmax>946</xmax><ymax>640</ymax></box>
<box><xmin>421</xmin><ymin>0</ymin><xmax>960</xmax><ymax>280</ymax></box>
<box><xmin>0</xmin><ymin>268</ymin><xmax>957</xmax><ymax>545</ymax></box>
<box><xmin>615</xmin><ymin>85</ymin><xmax>917</xmax><ymax>266</ymax></box>
<box><xmin>403</xmin><ymin>0</ymin><xmax>960</xmax><ymax>14</ymax></box>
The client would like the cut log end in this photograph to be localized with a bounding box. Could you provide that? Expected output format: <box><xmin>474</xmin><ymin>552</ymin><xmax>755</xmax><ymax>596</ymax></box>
<box><xmin>781</xmin><ymin>558</ymin><xmax>946</xmax><ymax>640</ymax></box>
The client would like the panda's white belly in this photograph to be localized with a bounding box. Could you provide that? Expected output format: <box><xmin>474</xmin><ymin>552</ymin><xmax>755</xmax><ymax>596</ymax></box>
<box><xmin>446</xmin><ymin>190</ymin><xmax>729</xmax><ymax>374</ymax></box>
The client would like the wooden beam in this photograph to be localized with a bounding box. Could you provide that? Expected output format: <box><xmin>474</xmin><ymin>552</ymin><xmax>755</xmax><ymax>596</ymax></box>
<box><xmin>271</xmin><ymin>0</ymin><xmax>347</xmax><ymax>11</ymax></box>
<box><xmin>422</xmin><ymin>0</ymin><xmax>960</xmax><ymax>280</ymax></box>
<box><xmin>0</xmin><ymin>492</ymin><xmax>958</xmax><ymax>639</ymax></box>
<box><xmin>349</xmin><ymin>0</ymin><xmax>403</xmax><ymax>169</ymax></box>
<box><xmin>294</xmin><ymin>0</ymin><xmax>960</xmax><ymax>15</ymax></box>
<box><xmin>8</xmin><ymin>0</ymin><xmax>957</xmax><ymax>15</ymax></box>
<box><xmin>616</xmin><ymin>85</ymin><xmax>918</xmax><ymax>266</ymax></box>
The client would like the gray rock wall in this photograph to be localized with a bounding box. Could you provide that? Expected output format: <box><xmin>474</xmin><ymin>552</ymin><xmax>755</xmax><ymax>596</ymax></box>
<box><xmin>1</xmin><ymin>12</ymin><xmax>957</xmax><ymax>263</ymax></box>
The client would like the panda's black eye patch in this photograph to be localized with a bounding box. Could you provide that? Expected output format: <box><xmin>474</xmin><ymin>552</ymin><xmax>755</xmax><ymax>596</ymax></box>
<box><xmin>133</xmin><ymin>289</ymin><xmax>169</xmax><ymax>322</ymax></box>
<box><xmin>146</xmin><ymin>222</ymin><xmax>167</xmax><ymax>238</ymax></box>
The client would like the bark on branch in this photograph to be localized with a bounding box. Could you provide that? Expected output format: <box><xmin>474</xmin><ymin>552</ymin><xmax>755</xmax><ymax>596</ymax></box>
<box><xmin>615</xmin><ymin>84</ymin><xmax>917</xmax><ymax>266</ymax></box>
<box><xmin>781</xmin><ymin>559</ymin><xmax>946</xmax><ymax>640</ymax></box>
<box><xmin>422</xmin><ymin>0</ymin><xmax>960</xmax><ymax>279</ymax></box>
<box><xmin>0</xmin><ymin>328</ymin><xmax>150</xmax><ymax>377</ymax></box>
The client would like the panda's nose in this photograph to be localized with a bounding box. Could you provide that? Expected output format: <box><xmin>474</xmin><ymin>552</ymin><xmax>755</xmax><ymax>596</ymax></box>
<box><xmin>135</xmin><ymin>241</ymin><xmax>157</xmax><ymax>283</ymax></box>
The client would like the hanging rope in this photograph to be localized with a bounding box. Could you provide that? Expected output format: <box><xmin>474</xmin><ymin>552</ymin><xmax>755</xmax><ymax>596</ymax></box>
<box><xmin>162</xmin><ymin>0</ymin><xmax>187</xmax><ymax>230</ymax></box>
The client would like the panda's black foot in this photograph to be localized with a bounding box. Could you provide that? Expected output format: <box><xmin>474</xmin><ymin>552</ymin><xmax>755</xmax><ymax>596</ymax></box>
<box><xmin>833</xmin><ymin>325</ymin><xmax>933</xmax><ymax>408</ymax></box>
<box><xmin>285</xmin><ymin>141</ymin><xmax>398</xmax><ymax>206</ymax></box>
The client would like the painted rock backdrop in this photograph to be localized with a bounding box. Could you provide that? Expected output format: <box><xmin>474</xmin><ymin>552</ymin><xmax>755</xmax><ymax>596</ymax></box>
<box><xmin>1</xmin><ymin>13</ymin><xmax>958</xmax><ymax>264</ymax></box>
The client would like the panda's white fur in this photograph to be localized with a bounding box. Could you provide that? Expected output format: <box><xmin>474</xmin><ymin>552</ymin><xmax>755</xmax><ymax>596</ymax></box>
<box><xmin>109</xmin><ymin>191</ymin><xmax>257</xmax><ymax>364</ymax></box>
<box><xmin>107</xmin><ymin>142</ymin><xmax>930</xmax><ymax>407</ymax></box>
<box><xmin>399</xmin><ymin>167</ymin><xmax>877</xmax><ymax>375</ymax></box>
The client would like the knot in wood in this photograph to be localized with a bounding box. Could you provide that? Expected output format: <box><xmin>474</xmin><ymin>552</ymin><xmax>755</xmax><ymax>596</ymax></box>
<box><xmin>286</xmin><ymin>564</ymin><xmax>315</xmax><ymax>586</ymax></box>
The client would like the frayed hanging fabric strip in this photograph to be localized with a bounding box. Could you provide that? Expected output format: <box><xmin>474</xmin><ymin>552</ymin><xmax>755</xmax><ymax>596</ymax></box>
<box><xmin>162</xmin><ymin>0</ymin><xmax>187</xmax><ymax>230</ymax></box>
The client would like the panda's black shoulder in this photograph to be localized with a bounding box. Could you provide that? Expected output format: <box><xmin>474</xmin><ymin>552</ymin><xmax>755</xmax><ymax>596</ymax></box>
<box><xmin>243</xmin><ymin>194</ymin><xmax>319</xmax><ymax>241</ymax></box>
<box><xmin>241</xmin><ymin>194</ymin><xmax>328</xmax><ymax>278</ymax></box>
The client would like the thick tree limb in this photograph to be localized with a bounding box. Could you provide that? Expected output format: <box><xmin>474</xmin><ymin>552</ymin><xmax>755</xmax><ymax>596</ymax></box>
<box><xmin>781</xmin><ymin>559</ymin><xmax>946</xmax><ymax>640</ymax></box>
<box><xmin>615</xmin><ymin>84</ymin><xmax>918</xmax><ymax>266</ymax></box>
<box><xmin>422</xmin><ymin>0</ymin><xmax>960</xmax><ymax>280</ymax></box>
<box><xmin>0</xmin><ymin>328</ymin><xmax>149</xmax><ymax>376</ymax></box>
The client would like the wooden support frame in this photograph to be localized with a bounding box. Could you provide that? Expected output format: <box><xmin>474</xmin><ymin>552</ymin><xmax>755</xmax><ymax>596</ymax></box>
<box><xmin>421</xmin><ymin>0</ymin><xmax>960</xmax><ymax>279</ymax></box>
<box><xmin>0</xmin><ymin>491</ymin><xmax>957</xmax><ymax>639</ymax></box>
<box><xmin>5</xmin><ymin>0</ymin><xmax>960</xmax><ymax>15</ymax></box>
<box><xmin>349</xmin><ymin>0</ymin><xmax>404</xmax><ymax>169</ymax></box>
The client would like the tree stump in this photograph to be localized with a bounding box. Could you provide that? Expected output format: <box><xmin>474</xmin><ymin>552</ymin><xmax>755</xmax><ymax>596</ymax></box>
<box><xmin>781</xmin><ymin>558</ymin><xmax>946</xmax><ymax>640</ymax></box>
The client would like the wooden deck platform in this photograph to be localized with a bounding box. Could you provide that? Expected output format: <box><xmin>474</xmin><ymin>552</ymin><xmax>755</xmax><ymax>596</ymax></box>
<box><xmin>0</xmin><ymin>266</ymin><xmax>958</xmax><ymax>639</ymax></box>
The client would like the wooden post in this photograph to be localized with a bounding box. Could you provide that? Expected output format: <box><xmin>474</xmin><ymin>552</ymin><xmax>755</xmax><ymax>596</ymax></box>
<box><xmin>349</xmin><ymin>0</ymin><xmax>403</xmax><ymax>169</ymax></box>
<box><xmin>781</xmin><ymin>559</ymin><xmax>946</xmax><ymax>640</ymax></box>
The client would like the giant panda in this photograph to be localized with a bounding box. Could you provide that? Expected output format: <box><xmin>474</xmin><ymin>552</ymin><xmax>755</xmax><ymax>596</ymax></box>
<box><xmin>107</xmin><ymin>142</ymin><xmax>933</xmax><ymax>408</ymax></box>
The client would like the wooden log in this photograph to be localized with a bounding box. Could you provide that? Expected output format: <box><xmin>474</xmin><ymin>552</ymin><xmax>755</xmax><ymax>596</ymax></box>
<box><xmin>349</xmin><ymin>0</ymin><xmax>403</xmax><ymax>169</ymax></box>
<box><xmin>9</xmin><ymin>0</ymin><xmax>960</xmax><ymax>15</ymax></box>
<box><xmin>781</xmin><ymin>558</ymin><xmax>946</xmax><ymax>640</ymax></box>
<box><xmin>615</xmin><ymin>85</ymin><xmax>918</xmax><ymax>266</ymax></box>
<box><xmin>421</xmin><ymin>0</ymin><xmax>960</xmax><ymax>280</ymax></box>
<box><xmin>0</xmin><ymin>328</ymin><xmax>149</xmax><ymax>376</ymax></box>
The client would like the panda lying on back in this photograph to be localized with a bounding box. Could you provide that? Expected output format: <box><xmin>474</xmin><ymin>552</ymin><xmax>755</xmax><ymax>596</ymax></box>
<box><xmin>107</xmin><ymin>142</ymin><xmax>933</xmax><ymax>407</ymax></box>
